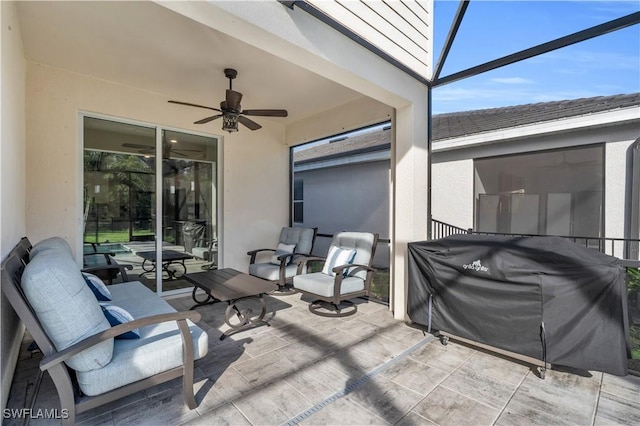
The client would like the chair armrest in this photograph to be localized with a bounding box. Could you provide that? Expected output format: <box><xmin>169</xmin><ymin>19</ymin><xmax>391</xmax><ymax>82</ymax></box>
<box><xmin>331</xmin><ymin>263</ymin><xmax>377</xmax><ymax>276</ymax></box>
<box><xmin>82</xmin><ymin>263</ymin><xmax>133</xmax><ymax>283</ymax></box>
<box><xmin>40</xmin><ymin>310</ymin><xmax>202</xmax><ymax>371</ymax></box>
<box><xmin>294</xmin><ymin>255</ymin><xmax>326</xmax><ymax>274</ymax></box>
<box><xmin>247</xmin><ymin>248</ymin><xmax>276</xmax><ymax>264</ymax></box>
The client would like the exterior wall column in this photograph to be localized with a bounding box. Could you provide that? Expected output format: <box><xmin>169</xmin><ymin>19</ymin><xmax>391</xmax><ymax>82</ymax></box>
<box><xmin>391</xmin><ymin>96</ymin><xmax>429</xmax><ymax>320</ymax></box>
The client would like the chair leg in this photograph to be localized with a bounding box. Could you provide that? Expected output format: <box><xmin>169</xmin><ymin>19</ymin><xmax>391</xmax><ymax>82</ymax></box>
<box><xmin>308</xmin><ymin>300</ymin><xmax>357</xmax><ymax>317</ymax></box>
<box><xmin>47</xmin><ymin>365</ymin><xmax>76</xmax><ymax>425</ymax></box>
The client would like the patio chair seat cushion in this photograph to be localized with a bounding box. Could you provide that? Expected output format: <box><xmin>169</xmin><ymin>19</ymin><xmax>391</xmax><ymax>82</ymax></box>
<box><xmin>191</xmin><ymin>246</ymin><xmax>212</xmax><ymax>260</ymax></box>
<box><xmin>21</xmin><ymin>249</ymin><xmax>114</xmax><ymax>372</ymax></box>
<box><xmin>75</xmin><ymin>281</ymin><xmax>209</xmax><ymax>396</ymax></box>
<box><xmin>293</xmin><ymin>272</ymin><xmax>365</xmax><ymax>298</ymax></box>
<box><xmin>249</xmin><ymin>262</ymin><xmax>299</xmax><ymax>281</ymax></box>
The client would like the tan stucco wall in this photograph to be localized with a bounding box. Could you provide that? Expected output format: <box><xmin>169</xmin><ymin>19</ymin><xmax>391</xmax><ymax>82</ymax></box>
<box><xmin>25</xmin><ymin>62</ymin><xmax>289</xmax><ymax>272</ymax></box>
<box><xmin>1</xmin><ymin>1</ymin><xmax>27</xmax><ymax>411</ymax></box>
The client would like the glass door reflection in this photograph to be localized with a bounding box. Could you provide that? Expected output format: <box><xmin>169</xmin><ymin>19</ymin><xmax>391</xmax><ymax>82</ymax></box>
<box><xmin>161</xmin><ymin>130</ymin><xmax>218</xmax><ymax>292</ymax></box>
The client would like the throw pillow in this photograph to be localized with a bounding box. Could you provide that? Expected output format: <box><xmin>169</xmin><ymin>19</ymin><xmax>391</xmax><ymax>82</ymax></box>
<box><xmin>322</xmin><ymin>245</ymin><xmax>356</xmax><ymax>277</ymax></box>
<box><xmin>100</xmin><ymin>304</ymin><xmax>140</xmax><ymax>339</ymax></box>
<box><xmin>82</xmin><ymin>272</ymin><xmax>112</xmax><ymax>301</ymax></box>
<box><xmin>269</xmin><ymin>243</ymin><xmax>296</xmax><ymax>265</ymax></box>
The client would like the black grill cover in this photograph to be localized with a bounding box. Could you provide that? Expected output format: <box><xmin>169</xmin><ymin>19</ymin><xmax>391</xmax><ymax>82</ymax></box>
<box><xmin>408</xmin><ymin>235</ymin><xmax>630</xmax><ymax>376</ymax></box>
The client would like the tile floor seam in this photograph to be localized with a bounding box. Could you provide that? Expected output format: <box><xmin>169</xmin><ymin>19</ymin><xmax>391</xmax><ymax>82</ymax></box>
<box><xmin>599</xmin><ymin>387</ymin><xmax>640</xmax><ymax>405</ymax></box>
<box><xmin>489</xmin><ymin>365</ymin><xmax>533</xmax><ymax>425</ymax></box>
<box><xmin>590</xmin><ymin>373</ymin><xmax>605</xmax><ymax>426</ymax></box>
<box><xmin>280</xmin><ymin>335</ymin><xmax>436</xmax><ymax>425</ymax></box>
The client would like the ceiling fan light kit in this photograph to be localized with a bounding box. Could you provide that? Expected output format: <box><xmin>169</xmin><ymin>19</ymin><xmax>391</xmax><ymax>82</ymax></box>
<box><xmin>168</xmin><ymin>68</ymin><xmax>287</xmax><ymax>133</ymax></box>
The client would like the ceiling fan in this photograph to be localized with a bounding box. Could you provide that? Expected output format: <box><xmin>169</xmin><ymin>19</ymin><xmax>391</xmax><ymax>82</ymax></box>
<box><xmin>168</xmin><ymin>68</ymin><xmax>288</xmax><ymax>132</ymax></box>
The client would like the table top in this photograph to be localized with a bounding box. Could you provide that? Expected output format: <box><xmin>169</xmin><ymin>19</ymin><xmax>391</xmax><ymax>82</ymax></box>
<box><xmin>136</xmin><ymin>250</ymin><xmax>193</xmax><ymax>262</ymax></box>
<box><xmin>183</xmin><ymin>268</ymin><xmax>277</xmax><ymax>302</ymax></box>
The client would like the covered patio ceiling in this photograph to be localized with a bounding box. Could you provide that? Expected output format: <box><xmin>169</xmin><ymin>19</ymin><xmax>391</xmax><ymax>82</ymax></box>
<box><xmin>16</xmin><ymin>1</ymin><xmax>369</xmax><ymax>133</ymax></box>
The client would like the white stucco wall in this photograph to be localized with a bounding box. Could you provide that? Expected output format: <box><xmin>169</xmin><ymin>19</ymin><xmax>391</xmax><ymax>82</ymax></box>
<box><xmin>605</xmin><ymin>138</ymin><xmax>637</xmax><ymax>257</ymax></box>
<box><xmin>25</xmin><ymin>63</ymin><xmax>289</xmax><ymax>272</ymax></box>
<box><xmin>1</xmin><ymin>1</ymin><xmax>27</xmax><ymax>412</ymax></box>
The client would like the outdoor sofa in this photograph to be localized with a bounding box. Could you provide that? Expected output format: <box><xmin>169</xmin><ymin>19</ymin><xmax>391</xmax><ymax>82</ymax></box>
<box><xmin>1</xmin><ymin>236</ymin><xmax>209</xmax><ymax>425</ymax></box>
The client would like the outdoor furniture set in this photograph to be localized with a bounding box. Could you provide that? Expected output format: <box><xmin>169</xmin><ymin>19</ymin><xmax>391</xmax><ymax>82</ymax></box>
<box><xmin>1</xmin><ymin>236</ymin><xmax>209</xmax><ymax>425</ymax></box>
<box><xmin>246</xmin><ymin>227</ymin><xmax>379</xmax><ymax>317</ymax></box>
<box><xmin>0</xmin><ymin>228</ymin><xmax>379</xmax><ymax>423</ymax></box>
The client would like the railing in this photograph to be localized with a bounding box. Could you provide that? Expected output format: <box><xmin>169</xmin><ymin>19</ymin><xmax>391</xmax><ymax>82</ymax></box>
<box><xmin>431</xmin><ymin>219</ymin><xmax>640</xmax><ymax>263</ymax></box>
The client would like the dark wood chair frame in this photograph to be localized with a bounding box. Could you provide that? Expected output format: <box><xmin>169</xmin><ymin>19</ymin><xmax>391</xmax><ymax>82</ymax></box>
<box><xmin>294</xmin><ymin>233</ymin><xmax>379</xmax><ymax>317</ymax></box>
<box><xmin>247</xmin><ymin>227</ymin><xmax>318</xmax><ymax>292</ymax></box>
<box><xmin>1</xmin><ymin>237</ymin><xmax>202</xmax><ymax>425</ymax></box>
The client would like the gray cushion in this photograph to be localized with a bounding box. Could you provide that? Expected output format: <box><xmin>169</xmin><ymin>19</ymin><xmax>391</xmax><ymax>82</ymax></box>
<box><xmin>249</xmin><ymin>262</ymin><xmax>299</xmax><ymax>281</ymax></box>
<box><xmin>76</xmin><ymin>282</ymin><xmax>209</xmax><ymax>396</ymax></box>
<box><xmin>30</xmin><ymin>236</ymin><xmax>73</xmax><ymax>259</ymax></box>
<box><xmin>293</xmin><ymin>272</ymin><xmax>365</xmax><ymax>297</ymax></box>
<box><xmin>270</xmin><ymin>242</ymin><xmax>296</xmax><ymax>265</ymax></box>
<box><xmin>21</xmin><ymin>249</ymin><xmax>113</xmax><ymax>372</ymax></box>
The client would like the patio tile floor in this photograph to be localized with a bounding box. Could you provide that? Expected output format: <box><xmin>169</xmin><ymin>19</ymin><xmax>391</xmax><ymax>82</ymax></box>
<box><xmin>5</xmin><ymin>291</ymin><xmax>640</xmax><ymax>425</ymax></box>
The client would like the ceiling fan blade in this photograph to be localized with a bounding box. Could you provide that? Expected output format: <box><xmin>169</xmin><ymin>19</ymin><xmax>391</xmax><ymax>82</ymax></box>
<box><xmin>242</xmin><ymin>109</ymin><xmax>288</xmax><ymax>117</ymax></box>
<box><xmin>238</xmin><ymin>115</ymin><xmax>262</xmax><ymax>131</ymax></box>
<box><xmin>123</xmin><ymin>143</ymin><xmax>154</xmax><ymax>149</ymax></box>
<box><xmin>226</xmin><ymin>90</ymin><xmax>243</xmax><ymax>111</ymax></box>
<box><xmin>194</xmin><ymin>115</ymin><xmax>223</xmax><ymax>124</ymax></box>
<box><xmin>168</xmin><ymin>100</ymin><xmax>221</xmax><ymax>112</ymax></box>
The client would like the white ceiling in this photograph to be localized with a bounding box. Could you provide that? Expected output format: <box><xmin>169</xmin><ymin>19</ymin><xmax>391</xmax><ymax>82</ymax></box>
<box><xmin>16</xmin><ymin>1</ymin><xmax>366</xmax><ymax>127</ymax></box>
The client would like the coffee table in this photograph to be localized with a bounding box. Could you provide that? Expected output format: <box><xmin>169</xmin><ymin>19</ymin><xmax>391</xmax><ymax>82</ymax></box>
<box><xmin>183</xmin><ymin>268</ymin><xmax>278</xmax><ymax>340</ymax></box>
<box><xmin>137</xmin><ymin>250</ymin><xmax>193</xmax><ymax>279</ymax></box>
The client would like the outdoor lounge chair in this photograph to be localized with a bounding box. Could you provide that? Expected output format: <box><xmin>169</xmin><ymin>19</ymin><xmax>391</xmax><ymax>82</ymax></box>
<box><xmin>1</xmin><ymin>237</ymin><xmax>208</xmax><ymax>425</ymax></box>
<box><xmin>293</xmin><ymin>231</ymin><xmax>378</xmax><ymax>317</ymax></box>
<box><xmin>247</xmin><ymin>226</ymin><xmax>317</xmax><ymax>293</ymax></box>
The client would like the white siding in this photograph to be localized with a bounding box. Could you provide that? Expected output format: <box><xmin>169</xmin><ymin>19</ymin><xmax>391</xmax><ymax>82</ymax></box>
<box><xmin>306</xmin><ymin>0</ymin><xmax>432</xmax><ymax>78</ymax></box>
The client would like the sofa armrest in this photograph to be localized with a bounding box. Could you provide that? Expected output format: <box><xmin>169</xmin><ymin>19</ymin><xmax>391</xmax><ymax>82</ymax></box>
<box><xmin>40</xmin><ymin>310</ymin><xmax>201</xmax><ymax>371</ymax></box>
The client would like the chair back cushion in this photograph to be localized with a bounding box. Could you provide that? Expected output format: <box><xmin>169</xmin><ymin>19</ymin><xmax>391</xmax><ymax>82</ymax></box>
<box><xmin>278</xmin><ymin>227</ymin><xmax>315</xmax><ymax>255</ymax></box>
<box><xmin>330</xmin><ymin>232</ymin><xmax>376</xmax><ymax>280</ymax></box>
<box><xmin>21</xmin><ymin>249</ymin><xmax>114</xmax><ymax>371</ymax></box>
<box><xmin>30</xmin><ymin>236</ymin><xmax>73</xmax><ymax>259</ymax></box>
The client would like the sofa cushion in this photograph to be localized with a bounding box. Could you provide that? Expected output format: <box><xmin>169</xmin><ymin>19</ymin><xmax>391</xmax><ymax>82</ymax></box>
<box><xmin>100</xmin><ymin>304</ymin><xmax>140</xmax><ymax>339</ymax></box>
<box><xmin>21</xmin><ymin>250</ymin><xmax>113</xmax><ymax>372</ymax></box>
<box><xmin>76</xmin><ymin>282</ymin><xmax>209</xmax><ymax>396</ymax></box>
<box><xmin>30</xmin><ymin>236</ymin><xmax>73</xmax><ymax>260</ymax></box>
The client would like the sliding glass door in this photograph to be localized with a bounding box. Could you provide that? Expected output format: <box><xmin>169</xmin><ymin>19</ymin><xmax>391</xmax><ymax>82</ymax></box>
<box><xmin>83</xmin><ymin>116</ymin><xmax>219</xmax><ymax>294</ymax></box>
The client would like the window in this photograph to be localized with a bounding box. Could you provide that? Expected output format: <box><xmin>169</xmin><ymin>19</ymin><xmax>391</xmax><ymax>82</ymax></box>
<box><xmin>474</xmin><ymin>145</ymin><xmax>604</xmax><ymax>238</ymax></box>
<box><xmin>83</xmin><ymin>116</ymin><xmax>219</xmax><ymax>295</ymax></box>
<box><xmin>293</xmin><ymin>179</ymin><xmax>303</xmax><ymax>223</ymax></box>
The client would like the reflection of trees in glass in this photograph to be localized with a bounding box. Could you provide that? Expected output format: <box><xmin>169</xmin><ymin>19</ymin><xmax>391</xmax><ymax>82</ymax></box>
<box><xmin>84</xmin><ymin>151</ymin><xmax>155</xmax><ymax>241</ymax></box>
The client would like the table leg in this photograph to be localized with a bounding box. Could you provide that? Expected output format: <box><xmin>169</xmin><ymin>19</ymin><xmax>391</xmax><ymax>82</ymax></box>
<box><xmin>190</xmin><ymin>286</ymin><xmax>215</xmax><ymax>309</ymax></box>
<box><xmin>220</xmin><ymin>294</ymin><xmax>270</xmax><ymax>340</ymax></box>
